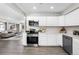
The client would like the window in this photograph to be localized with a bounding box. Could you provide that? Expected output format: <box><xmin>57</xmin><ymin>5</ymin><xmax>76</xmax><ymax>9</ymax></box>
<box><xmin>0</xmin><ymin>22</ymin><xmax>5</xmax><ymax>32</ymax></box>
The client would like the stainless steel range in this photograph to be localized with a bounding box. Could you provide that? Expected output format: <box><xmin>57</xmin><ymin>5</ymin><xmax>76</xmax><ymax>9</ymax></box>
<box><xmin>27</xmin><ymin>29</ymin><xmax>38</xmax><ymax>47</ymax></box>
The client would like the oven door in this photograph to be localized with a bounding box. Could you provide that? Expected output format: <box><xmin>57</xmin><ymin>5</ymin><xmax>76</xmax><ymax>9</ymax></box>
<box><xmin>27</xmin><ymin>36</ymin><xmax>38</xmax><ymax>44</ymax></box>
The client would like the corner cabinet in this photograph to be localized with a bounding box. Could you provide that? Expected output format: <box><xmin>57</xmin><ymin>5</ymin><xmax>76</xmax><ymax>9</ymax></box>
<box><xmin>65</xmin><ymin>8</ymin><xmax>79</xmax><ymax>26</ymax></box>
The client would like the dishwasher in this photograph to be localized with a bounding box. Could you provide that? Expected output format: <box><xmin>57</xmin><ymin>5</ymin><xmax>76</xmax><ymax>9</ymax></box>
<box><xmin>63</xmin><ymin>35</ymin><xmax>73</xmax><ymax>55</ymax></box>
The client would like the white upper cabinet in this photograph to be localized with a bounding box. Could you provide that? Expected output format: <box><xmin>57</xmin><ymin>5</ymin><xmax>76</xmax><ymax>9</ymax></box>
<box><xmin>65</xmin><ymin>12</ymin><xmax>75</xmax><ymax>26</ymax></box>
<box><xmin>27</xmin><ymin>8</ymin><xmax>79</xmax><ymax>27</ymax></box>
<box><xmin>39</xmin><ymin>16</ymin><xmax>47</xmax><ymax>26</ymax></box>
<box><xmin>58</xmin><ymin>16</ymin><xmax>65</xmax><ymax>26</ymax></box>
<box><xmin>27</xmin><ymin>16</ymin><xmax>39</xmax><ymax>21</ymax></box>
<box><xmin>39</xmin><ymin>16</ymin><xmax>59</xmax><ymax>26</ymax></box>
<box><xmin>46</xmin><ymin>16</ymin><xmax>59</xmax><ymax>26</ymax></box>
<box><xmin>65</xmin><ymin>9</ymin><xmax>79</xmax><ymax>26</ymax></box>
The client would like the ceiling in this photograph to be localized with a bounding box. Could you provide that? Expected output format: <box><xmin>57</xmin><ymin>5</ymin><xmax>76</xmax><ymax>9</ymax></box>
<box><xmin>6</xmin><ymin>3</ymin><xmax>79</xmax><ymax>16</ymax></box>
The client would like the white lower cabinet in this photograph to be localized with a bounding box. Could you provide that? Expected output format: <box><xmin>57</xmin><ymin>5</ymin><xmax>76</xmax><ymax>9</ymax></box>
<box><xmin>57</xmin><ymin>34</ymin><xmax>63</xmax><ymax>47</ymax></box>
<box><xmin>47</xmin><ymin>35</ymin><xmax>57</xmax><ymax>46</ymax></box>
<box><xmin>39</xmin><ymin>33</ymin><xmax>59</xmax><ymax>46</ymax></box>
<box><xmin>73</xmin><ymin>38</ymin><xmax>79</xmax><ymax>55</ymax></box>
<box><xmin>39</xmin><ymin>33</ymin><xmax>48</xmax><ymax>46</ymax></box>
<box><xmin>39</xmin><ymin>40</ymin><xmax>48</xmax><ymax>46</ymax></box>
<box><xmin>22</xmin><ymin>32</ymin><xmax>27</xmax><ymax>46</ymax></box>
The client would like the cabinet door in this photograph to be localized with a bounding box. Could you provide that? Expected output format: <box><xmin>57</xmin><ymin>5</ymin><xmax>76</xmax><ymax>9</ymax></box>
<box><xmin>39</xmin><ymin>33</ymin><xmax>48</xmax><ymax>46</ymax></box>
<box><xmin>58</xmin><ymin>16</ymin><xmax>65</xmax><ymax>26</ymax></box>
<box><xmin>65</xmin><ymin>13</ymin><xmax>75</xmax><ymax>26</ymax></box>
<box><xmin>65</xmin><ymin>9</ymin><xmax>79</xmax><ymax>26</ymax></box>
<box><xmin>22</xmin><ymin>32</ymin><xmax>27</xmax><ymax>45</ymax></box>
<box><xmin>46</xmin><ymin>16</ymin><xmax>58</xmax><ymax>26</ymax></box>
<box><xmin>27</xmin><ymin>16</ymin><xmax>39</xmax><ymax>21</ymax></box>
<box><xmin>47</xmin><ymin>35</ymin><xmax>57</xmax><ymax>46</ymax></box>
<box><xmin>39</xmin><ymin>16</ymin><xmax>47</xmax><ymax>26</ymax></box>
<box><xmin>72</xmin><ymin>9</ymin><xmax>79</xmax><ymax>25</ymax></box>
<box><xmin>57</xmin><ymin>34</ymin><xmax>63</xmax><ymax>46</ymax></box>
<box><xmin>73</xmin><ymin>39</ymin><xmax>79</xmax><ymax>55</ymax></box>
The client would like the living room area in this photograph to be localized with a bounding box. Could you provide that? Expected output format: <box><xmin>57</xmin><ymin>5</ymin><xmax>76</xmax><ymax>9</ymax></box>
<box><xmin>0</xmin><ymin>21</ymin><xmax>23</xmax><ymax>40</ymax></box>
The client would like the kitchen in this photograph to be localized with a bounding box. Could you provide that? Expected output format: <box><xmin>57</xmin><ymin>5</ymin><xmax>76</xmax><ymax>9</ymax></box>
<box><xmin>21</xmin><ymin>3</ymin><xmax>79</xmax><ymax>55</ymax></box>
<box><xmin>0</xmin><ymin>3</ymin><xmax>79</xmax><ymax>55</ymax></box>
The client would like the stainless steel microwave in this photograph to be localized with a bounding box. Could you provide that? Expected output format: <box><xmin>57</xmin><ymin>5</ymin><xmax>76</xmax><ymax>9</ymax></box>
<box><xmin>29</xmin><ymin>20</ymin><xmax>39</xmax><ymax>26</ymax></box>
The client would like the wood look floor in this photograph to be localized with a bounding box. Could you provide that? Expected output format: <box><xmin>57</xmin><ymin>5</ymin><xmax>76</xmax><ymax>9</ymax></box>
<box><xmin>0</xmin><ymin>35</ymin><xmax>68</xmax><ymax>55</ymax></box>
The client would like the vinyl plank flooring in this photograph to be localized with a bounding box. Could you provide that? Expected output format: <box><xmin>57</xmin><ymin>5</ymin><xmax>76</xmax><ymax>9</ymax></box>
<box><xmin>0</xmin><ymin>36</ymin><xmax>68</xmax><ymax>55</ymax></box>
<box><xmin>23</xmin><ymin>47</ymin><xmax>68</xmax><ymax>55</ymax></box>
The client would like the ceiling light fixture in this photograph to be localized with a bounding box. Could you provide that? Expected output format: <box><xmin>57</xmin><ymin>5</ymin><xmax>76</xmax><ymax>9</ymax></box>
<box><xmin>50</xmin><ymin>6</ymin><xmax>54</xmax><ymax>9</ymax></box>
<box><xmin>33</xmin><ymin>6</ymin><xmax>37</xmax><ymax>10</ymax></box>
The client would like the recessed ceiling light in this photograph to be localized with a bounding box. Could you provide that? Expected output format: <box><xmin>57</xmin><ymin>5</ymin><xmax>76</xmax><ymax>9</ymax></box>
<box><xmin>50</xmin><ymin>6</ymin><xmax>54</xmax><ymax>9</ymax></box>
<box><xmin>33</xmin><ymin>6</ymin><xmax>37</xmax><ymax>10</ymax></box>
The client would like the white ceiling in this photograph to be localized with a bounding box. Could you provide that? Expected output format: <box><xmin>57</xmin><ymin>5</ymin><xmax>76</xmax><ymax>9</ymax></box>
<box><xmin>15</xmin><ymin>3</ymin><xmax>73</xmax><ymax>15</ymax></box>
<box><xmin>6</xmin><ymin>3</ymin><xmax>79</xmax><ymax>16</ymax></box>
